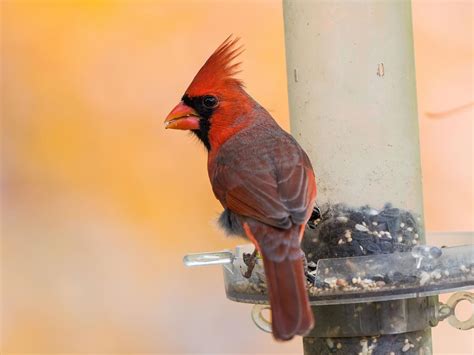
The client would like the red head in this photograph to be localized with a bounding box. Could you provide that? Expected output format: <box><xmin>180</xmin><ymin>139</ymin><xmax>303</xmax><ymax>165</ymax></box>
<box><xmin>164</xmin><ymin>36</ymin><xmax>256</xmax><ymax>150</ymax></box>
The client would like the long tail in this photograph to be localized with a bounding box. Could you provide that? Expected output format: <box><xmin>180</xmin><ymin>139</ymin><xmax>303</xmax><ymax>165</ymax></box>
<box><xmin>262</xmin><ymin>252</ymin><xmax>314</xmax><ymax>340</ymax></box>
<box><xmin>243</xmin><ymin>222</ymin><xmax>314</xmax><ymax>341</ymax></box>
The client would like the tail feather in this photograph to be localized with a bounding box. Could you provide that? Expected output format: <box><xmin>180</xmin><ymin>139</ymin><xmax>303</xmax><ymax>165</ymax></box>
<box><xmin>262</xmin><ymin>253</ymin><xmax>314</xmax><ymax>340</ymax></box>
<box><xmin>243</xmin><ymin>221</ymin><xmax>315</xmax><ymax>341</ymax></box>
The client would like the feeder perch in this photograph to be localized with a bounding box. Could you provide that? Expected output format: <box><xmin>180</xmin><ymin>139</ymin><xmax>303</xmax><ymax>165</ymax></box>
<box><xmin>184</xmin><ymin>1</ymin><xmax>473</xmax><ymax>354</ymax></box>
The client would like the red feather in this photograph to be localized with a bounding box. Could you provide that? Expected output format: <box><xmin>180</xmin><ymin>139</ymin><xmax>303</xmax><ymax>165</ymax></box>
<box><xmin>243</xmin><ymin>222</ymin><xmax>314</xmax><ymax>340</ymax></box>
<box><xmin>186</xmin><ymin>36</ymin><xmax>244</xmax><ymax>97</ymax></box>
<box><xmin>171</xmin><ymin>37</ymin><xmax>317</xmax><ymax>341</ymax></box>
<box><xmin>209</xmin><ymin>117</ymin><xmax>316</xmax><ymax>340</ymax></box>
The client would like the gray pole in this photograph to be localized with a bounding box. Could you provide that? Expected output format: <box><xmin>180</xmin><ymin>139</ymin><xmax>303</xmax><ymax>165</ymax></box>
<box><xmin>283</xmin><ymin>0</ymin><xmax>423</xmax><ymax>214</ymax></box>
<box><xmin>283</xmin><ymin>1</ymin><xmax>430</xmax><ymax>353</ymax></box>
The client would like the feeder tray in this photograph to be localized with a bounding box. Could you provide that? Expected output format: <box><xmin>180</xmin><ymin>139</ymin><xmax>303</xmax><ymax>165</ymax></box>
<box><xmin>184</xmin><ymin>242</ymin><xmax>474</xmax><ymax>350</ymax></box>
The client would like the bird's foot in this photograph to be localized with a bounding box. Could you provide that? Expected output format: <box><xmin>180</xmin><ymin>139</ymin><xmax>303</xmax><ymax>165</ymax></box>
<box><xmin>303</xmin><ymin>253</ymin><xmax>316</xmax><ymax>284</ymax></box>
<box><xmin>242</xmin><ymin>249</ymin><xmax>258</xmax><ymax>279</ymax></box>
<box><xmin>310</xmin><ymin>205</ymin><xmax>322</xmax><ymax>221</ymax></box>
<box><xmin>307</xmin><ymin>205</ymin><xmax>322</xmax><ymax>229</ymax></box>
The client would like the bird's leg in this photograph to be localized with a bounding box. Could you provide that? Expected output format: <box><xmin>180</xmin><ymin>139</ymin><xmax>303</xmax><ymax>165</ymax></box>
<box><xmin>242</xmin><ymin>248</ymin><xmax>258</xmax><ymax>279</ymax></box>
<box><xmin>302</xmin><ymin>253</ymin><xmax>316</xmax><ymax>284</ymax></box>
<box><xmin>310</xmin><ymin>205</ymin><xmax>322</xmax><ymax>221</ymax></box>
<box><xmin>307</xmin><ymin>205</ymin><xmax>322</xmax><ymax>230</ymax></box>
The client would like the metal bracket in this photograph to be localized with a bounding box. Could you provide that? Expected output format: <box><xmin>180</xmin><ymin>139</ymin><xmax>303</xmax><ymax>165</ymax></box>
<box><xmin>251</xmin><ymin>304</ymin><xmax>272</xmax><ymax>333</ymax></box>
<box><xmin>441</xmin><ymin>291</ymin><xmax>474</xmax><ymax>330</ymax></box>
<box><xmin>251</xmin><ymin>292</ymin><xmax>474</xmax><ymax>336</ymax></box>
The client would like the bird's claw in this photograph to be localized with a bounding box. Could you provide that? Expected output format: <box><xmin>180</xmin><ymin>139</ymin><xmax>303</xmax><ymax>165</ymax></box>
<box><xmin>242</xmin><ymin>249</ymin><xmax>258</xmax><ymax>278</ymax></box>
<box><xmin>302</xmin><ymin>253</ymin><xmax>316</xmax><ymax>284</ymax></box>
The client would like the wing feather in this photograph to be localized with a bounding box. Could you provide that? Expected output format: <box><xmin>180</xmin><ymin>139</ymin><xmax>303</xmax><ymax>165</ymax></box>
<box><xmin>211</xmin><ymin>134</ymin><xmax>316</xmax><ymax>229</ymax></box>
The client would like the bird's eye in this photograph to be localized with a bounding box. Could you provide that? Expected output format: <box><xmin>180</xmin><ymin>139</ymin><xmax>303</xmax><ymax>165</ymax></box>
<box><xmin>202</xmin><ymin>95</ymin><xmax>219</xmax><ymax>109</ymax></box>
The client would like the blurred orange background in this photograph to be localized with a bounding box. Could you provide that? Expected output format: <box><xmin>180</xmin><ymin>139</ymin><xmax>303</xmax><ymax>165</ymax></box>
<box><xmin>1</xmin><ymin>0</ymin><xmax>472</xmax><ymax>354</ymax></box>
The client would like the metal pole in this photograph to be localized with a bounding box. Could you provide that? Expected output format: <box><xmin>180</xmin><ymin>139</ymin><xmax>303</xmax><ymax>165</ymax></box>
<box><xmin>283</xmin><ymin>0</ymin><xmax>423</xmax><ymax>214</ymax></box>
<box><xmin>282</xmin><ymin>1</ymin><xmax>430</xmax><ymax>353</ymax></box>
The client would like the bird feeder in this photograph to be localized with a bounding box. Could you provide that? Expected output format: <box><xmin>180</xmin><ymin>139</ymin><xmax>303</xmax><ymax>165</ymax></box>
<box><xmin>185</xmin><ymin>243</ymin><xmax>473</xmax><ymax>354</ymax></box>
<box><xmin>183</xmin><ymin>1</ymin><xmax>473</xmax><ymax>354</ymax></box>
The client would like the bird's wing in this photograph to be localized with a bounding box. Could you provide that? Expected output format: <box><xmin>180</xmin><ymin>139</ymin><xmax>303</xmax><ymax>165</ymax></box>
<box><xmin>211</xmin><ymin>137</ymin><xmax>316</xmax><ymax>229</ymax></box>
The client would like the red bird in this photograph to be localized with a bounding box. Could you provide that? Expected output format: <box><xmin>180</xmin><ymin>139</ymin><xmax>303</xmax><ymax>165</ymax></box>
<box><xmin>164</xmin><ymin>37</ymin><xmax>316</xmax><ymax>341</ymax></box>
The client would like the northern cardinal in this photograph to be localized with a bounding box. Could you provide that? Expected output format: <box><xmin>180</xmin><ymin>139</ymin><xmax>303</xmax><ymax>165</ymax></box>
<box><xmin>164</xmin><ymin>37</ymin><xmax>316</xmax><ymax>341</ymax></box>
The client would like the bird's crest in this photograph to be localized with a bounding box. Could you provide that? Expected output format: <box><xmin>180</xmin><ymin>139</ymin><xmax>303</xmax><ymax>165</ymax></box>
<box><xmin>185</xmin><ymin>36</ymin><xmax>244</xmax><ymax>96</ymax></box>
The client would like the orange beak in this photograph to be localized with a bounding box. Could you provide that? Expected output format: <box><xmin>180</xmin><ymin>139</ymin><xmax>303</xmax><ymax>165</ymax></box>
<box><xmin>164</xmin><ymin>101</ymin><xmax>201</xmax><ymax>130</ymax></box>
